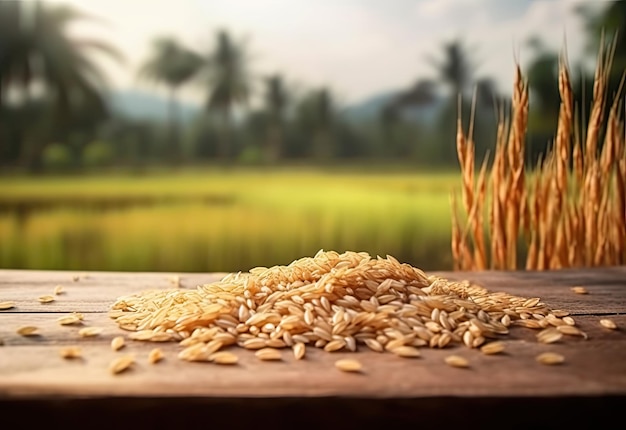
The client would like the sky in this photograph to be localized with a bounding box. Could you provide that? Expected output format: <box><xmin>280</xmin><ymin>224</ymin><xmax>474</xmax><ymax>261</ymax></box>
<box><xmin>47</xmin><ymin>0</ymin><xmax>607</xmax><ymax>107</ymax></box>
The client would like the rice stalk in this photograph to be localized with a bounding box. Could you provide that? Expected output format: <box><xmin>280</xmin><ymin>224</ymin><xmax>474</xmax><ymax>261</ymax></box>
<box><xmin>452</xmin><ymin>37</ymin><xmax>625</xmax><ymax>271</ymax></box>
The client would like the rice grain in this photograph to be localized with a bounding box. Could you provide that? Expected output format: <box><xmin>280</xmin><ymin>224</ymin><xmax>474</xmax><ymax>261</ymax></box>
<box><xmin>0</xmin><ymin>301</ymin><xmax>15</xmax><ymax>310</ymax></box>
<box><xmin>17</xmin><ymin>326</ymin><xmax>38</xmax><ymax>336</ymax></box>
<box><xmin>480</xmin><ymin>341</ymin><xmax>505</xmax><ymax>355</ymax></box>
<box><xmin>255</xmin><ymin>348</ymin><xmax>282</xmax><ymax>361</ymax></box>
<box><xmin>600</xmin><ymin>319</ymin><xmax>617</xmax><ymax>329</ymax></box>
<box><xmin>536</xmin><ymin>352</ymin><xmax>565</xmax><ymax>365</ymax></box>
<box><xmin>38</xmin><ymin>295</ymin><xmax>55</xmax><ymax>304</ymax></box>
<box><xmin>109</xmin><ymin>354</ymin><xmax>135</xmax><ymax>374</ymax></box>
<box><xmin>335</xmin><ymin>359</ymin><xmax>362</xmax><ymax>373</ymax></box>
<box><xmin>148</xmin><ymin>348</ymin><xmax>164</xmax><ymax>364</ymax></box>
<box><xmin>79</xmin><ymin>327</ymin><xmax>103</xmax><ymax>337</ymax></box>
<box><xmin>60</xmin><ymin>346</ymin><xmax>82</xmax><ymax>359</ymax></box>
<box><xmin>445</xmin><ymin>355</ymin><xmax>469</xmax><ymax>368</ymax></box>
<box><xmin>209</xmin><ymin>351</ymin><xmax>239</xmax><ymax>364</ymax></box>
<box><xmin>111</xmin><ymin>336</ymin><xmax>125</xmax><ymax>351</ymax></box>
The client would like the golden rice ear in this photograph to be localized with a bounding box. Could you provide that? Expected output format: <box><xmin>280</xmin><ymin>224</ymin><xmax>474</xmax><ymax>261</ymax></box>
<box><xmin>451</xmin><ymin>37</ymin><xmax>625</xmax><ymax>271</ymax></box>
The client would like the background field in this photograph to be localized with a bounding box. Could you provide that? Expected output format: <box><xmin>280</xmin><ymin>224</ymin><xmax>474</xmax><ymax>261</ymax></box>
<box><xmin>0</xmin><ymin>167</ymin><xmax>458</xmax><ymax>273</ymax></box>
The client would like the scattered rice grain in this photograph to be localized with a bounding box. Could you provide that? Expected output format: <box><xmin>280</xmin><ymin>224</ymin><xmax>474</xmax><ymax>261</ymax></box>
<box><xmin>60</xmin><ymin>346</ymin><xmax>82</xmax><ymax>359</ymax></box>
<box><xmin>536</xmin><ymin>352</ymin><xmax>565</xmax><ymax>365</ymax></box>
<box><xmin>38</xmin><ymin>295</ymin><xmax>55</xmax><ymax>304</ymax></box>
<box><xmin>148</xmin><ymin>348</ymin><xmax>164</xmax><ymax>364</ymax></box>
<box><xmin>0</xmin><ymin>301</ymin><xmax>15</xmax><ymax>310</ymax></box>
<box><xmin>111</xmin><ymin>336</ymin><xmax>125</xmax><ymax>351</ymax></box>
<box><xmin>255</xmin><ymin>348</ymin><xmax>282</xmax><ymax>361</ymax></box>
<box><xmin>335</xmin><ymin>358</ymin><xmax>363</xmax><ymax>373</ymax></box>
<box><xmin>445</xmin><ymin>355</ymin><xmax>469</xmax><ymax>368</ymax></box>
<box><xmin>109</xmin><ymin>354</ymin><xmax>135</xmax><ymax>374</ymax></box>
<box><xmin>600</xmin><ymin>319</ymin><xmax>617</xmax><ymax>330</ymax></box>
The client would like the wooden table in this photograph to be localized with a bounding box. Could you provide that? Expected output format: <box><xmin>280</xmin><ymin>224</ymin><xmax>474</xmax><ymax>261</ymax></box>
<box><xmin>1</xmin><ymin>267</ymin><xmax>625</xmax><ymax>429</ymax></box>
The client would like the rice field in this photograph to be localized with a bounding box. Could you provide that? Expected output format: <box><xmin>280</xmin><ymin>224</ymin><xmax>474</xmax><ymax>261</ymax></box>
<box><xmin>0</xmin><ymin>167</ymin><xmax>458</xmax><ymax>273</ymax></box>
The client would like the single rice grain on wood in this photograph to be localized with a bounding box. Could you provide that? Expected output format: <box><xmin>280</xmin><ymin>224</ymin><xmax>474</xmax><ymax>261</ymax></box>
<box><xmin>480</xmin><ymin>341</ymin><xmax>505</xmax><ymax>355</ymax></box>
<box><xmin>38</xmin><ymin>295</ymin><xmax>55</xmax><ymax>303</ymax></box>
<box><xmin>109</xmin><ymin>354</ymin><xmax>135</xmax><ymax>374</ymax></box>
<box><xmin>60</xmin><ymin>346</ymin><xmax>82</xmax><ymax>359</ymax></box>
<box><xmin>111</xmin><ymin>336</ymin><xmax>125</xmax><ymax>351</ymax></box>
<box><xmin>0</xmin><ymin>301</ymin><xmax>16</xmax><ymax>310</ymax></box>
<box><xmin>445</xmin><ymin>355</ymin><xmax>469</xmax><ymax>368</ymax></box>
<box><xmin>57</xmin><ymin>313</ymin><xmax>83</xmax><ymax>325</ymax></box>
<box><xmin>335</xmin><ymin>359</ymin><xmax>363</xmax><ymax>373</ymax></box>
<box><xmin>600</xmin><ymin>319</ymin><xmax>617</xmax><ymax>329</ymax></box>
<box><xmin>78</xmin><ymin>327</ymin><xmax>103</xmax><ymax>337</ymax></box>
<box><xmin>148</xmin><ymin>348</ymin><xmax>164</xmax><ymax>364</ymax></box>
<box><xmin>17</xmin><ymin>326</ymin><xmax>38</xmax><ymax>336</ymax></box>
<box><xmin>536</xmin><ymin>352</ymin><xmax>565</xmax><ymax>365</ymax></box>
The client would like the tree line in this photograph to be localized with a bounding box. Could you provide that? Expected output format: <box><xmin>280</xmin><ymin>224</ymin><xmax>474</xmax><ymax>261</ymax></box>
<box><xmin>0</xmin><ymin>0</ymin><xmax>623</xmax><ymax>172</ymax></box>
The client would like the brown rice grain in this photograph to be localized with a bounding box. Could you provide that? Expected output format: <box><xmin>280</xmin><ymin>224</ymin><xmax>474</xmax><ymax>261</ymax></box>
<box><xmin>480</xmin><ymin>341</ymin><xmax>505</xmax><ymax>355</ymax></box>
<box><xmin>293</xmin><ymin>342</ymin><xmax>306</xmax><ymax>360</ymax></box>
<box><xmin>335</xmin><ymin>358</ymin><xmax>363</xmax><ymax>373</ymax></box>
<box><xmin>60</xmin><ymin>346</ymin><xmax>82</xmax><ymax>359</ymax></box>
<box><xmin>390</xmin><ymin>346</ymin><xmax>421</xmax><ymax>358</ymax></box>
<box><xmin>209</xmin><ymin>351</ymin><xmax>239</xmax><ymax>365</ymax></box>
<box><xmin>111</xmin><ymin>336</ymin><xmax>125</xmax><ymax>351</ymax></box>
<box><xmin>109</xmin><ymin>354</ymin><xmax>135</xmax><ymax>374</ymax></box>
<box><xmin>445</xmin><ymin>355</ymin><xmax>469</xmax><ymax>368</ymax></box>
<box><xmin>17</xmin><ymin>326</ymin><xmax>38</xmax><ymax>336</ymax></box>
<box><xmin>38</xmin><ymin>295</ymin><xmax>55</xmax><ymax>304</ymax></box>
<box><xmin>255</xmin><ymin>348</ymin><xmax>282</xmax><ymax>361</ymax></box>
<box><xmin>79</xmin><ymin>327</ymin><xmax>103</xmax><ymax>337</ymax></box>
<box><xmin>600</xmin><ymin>319</ymin><xmax>617</xmax><ymax>329</ymax></box>
<box><xmin>536</xmin><ymin>352</ymin><xmax>565</xmax><ymax>365</ymax></box>
<box><xmin>148</xmin><ymin>348</ymin><xmax>164</xmax><ymax>364</ymax></box>
<box><xmin>0</xmin><ymin>301</ymin><xmax>16</xmax><ymax>310</ymax></box>
<box><xmin>571</xmin><ymin>286</ymin><xmax>589</xmax><ymax>294</ymax></box>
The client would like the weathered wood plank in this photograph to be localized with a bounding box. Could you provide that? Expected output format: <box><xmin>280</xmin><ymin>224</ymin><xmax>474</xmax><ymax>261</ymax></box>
<box><xmin>435</xmin><ymin>266</ymin><xmax>626</xmax><ymax>314</ymax></box>
<box><xmin>1</xmin><ymin>314</ymin><xmax>625</xmax><ymax>398</ymax></box>
<box><xmin>2</xmin><ymin>267</ymin><xmax>625</xmax><ymax>313</ymax></box>
<box><xmin>0</xmin><ymin>271</ymin><xmax>227</xmax><ymax>312</ymax></box>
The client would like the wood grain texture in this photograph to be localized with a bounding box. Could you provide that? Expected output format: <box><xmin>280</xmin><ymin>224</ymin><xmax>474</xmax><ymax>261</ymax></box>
<box><xmin>1</xmin><ymin>269</ymin><xmax>625</xmax><ymax>403</ymax></box>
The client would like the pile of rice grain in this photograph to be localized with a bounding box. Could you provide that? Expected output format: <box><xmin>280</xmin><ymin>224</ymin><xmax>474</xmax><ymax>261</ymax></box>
<box><xmin>109</xmin><ymin>250</ymin><xmax>576</xmax><ymax>362</ymax></box>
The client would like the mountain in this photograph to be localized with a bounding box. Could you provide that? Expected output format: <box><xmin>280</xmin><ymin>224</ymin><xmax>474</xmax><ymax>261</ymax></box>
<box><xmin>107</xmin><ymin>90</ymin><xmax>201</xmax><ymax>123</ymax></box>
<box><xmin>341</xmin><ymin>90</ymin><xmax>400</xmax><ymax>121</ymax></box>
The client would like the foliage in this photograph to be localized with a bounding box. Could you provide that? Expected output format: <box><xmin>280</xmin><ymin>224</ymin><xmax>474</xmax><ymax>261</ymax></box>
<box><xmin>0</xmin><ymin>168</ymin><xmax>456</xmax><ymax>272</ymax></box>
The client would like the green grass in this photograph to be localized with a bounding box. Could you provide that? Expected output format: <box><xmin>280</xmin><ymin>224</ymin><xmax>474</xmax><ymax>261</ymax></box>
<box><xmin>0</xmin><ymin>167</ymin><xmax>460</xmax><ymax>273</ymax></box>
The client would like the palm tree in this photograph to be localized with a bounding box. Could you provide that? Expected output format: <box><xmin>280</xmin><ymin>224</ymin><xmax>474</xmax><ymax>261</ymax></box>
<box><xmin>426</xmin><ymin>39</ymin><xmax>476</xmax><ymax>100</ymax></box>
<box><xmin>139</xmin><ymin>37</ymin><xmax>203</xmax><ymax>161</ymax></box>
<box><xmin>205</xmin><ymin>30</ymin><xmax>251</xmax><ymax>160</ymax></box>
<box><xmin>297</xmin><ymin>88</ymin><xmax>335</xmax><ymax>159</ymax></box>
<box><xmin>262</xmin><ymin>74</ymin><xmax>289</xmax><ymax>161</ymax></box>
<box><xmin>0</xmin><ymin>1</ymin><xmax>122</xmax><ymax>169</ymax></box>
<box><xmin>576</xmin><ymin>0</ymin><xmax>626</xmax><ymax>89</ymax></box>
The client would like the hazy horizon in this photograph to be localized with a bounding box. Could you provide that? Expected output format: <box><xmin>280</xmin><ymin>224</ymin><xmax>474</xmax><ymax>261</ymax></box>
<box><xmin>45</xmin><ymin>0</ymin><xmax>605</xmax><ymax>107</ymax></box>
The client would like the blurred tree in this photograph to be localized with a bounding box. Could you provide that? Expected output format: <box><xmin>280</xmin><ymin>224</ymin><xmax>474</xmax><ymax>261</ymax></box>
<box><xmin>426</xmin><ymin>39</ymin><xmax>477</xmax><ymax>100</ymax></box>
<box><xmin>395</xmin><ymin>79</ymin><xmax>438</xmax><ymax>107</ymax></box>
<box><xmin>296</xmin><ymin>88</ymin><xmax>336</xmax><ymax>159</ymax></box>
<box><xmin>524</xmin><ymin>36</ymin><xmax>560</xmax><ymax>163</ymax></box>
<box><xmin>139</xmin><ymin>37</ymin><xmax>203</xmax><ymax>163</ymax></box>
<box><xmin>576</xmin><ymin>0</ymin><xmax>626</xmax><ymax>90</ymax></box>
<box><xmin>0</xmin><ymin>1</ymin><xmax>122</xmax><ymax>170</ymax></box>
<box><xmin>205</xmin><ymin>30</ymin><xmax>251</xmax><ymax>160</ymax></box>
<box><xmin>262</xmin><ymin>74</ymin><xmax>290</xmax><ymax>162</ymax></box>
